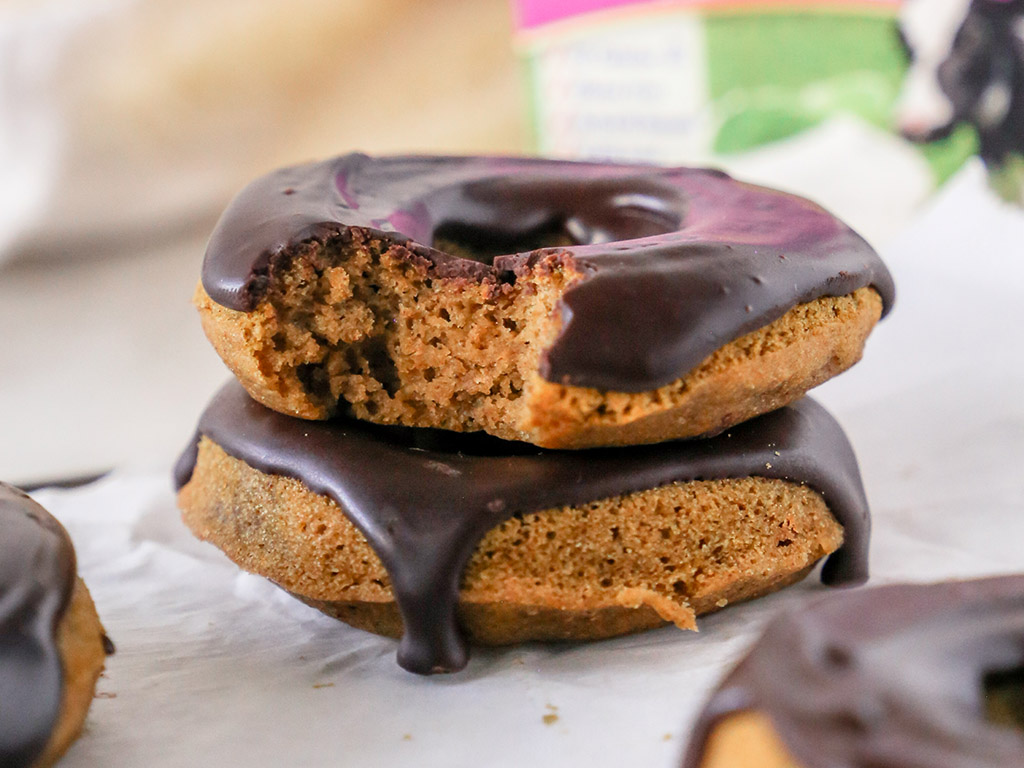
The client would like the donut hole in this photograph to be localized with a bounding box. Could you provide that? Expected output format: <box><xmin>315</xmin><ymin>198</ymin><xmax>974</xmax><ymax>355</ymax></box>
<box><xmin>432</xmin><ymin>219</ymin><xmax>576</xmax><ymax>265</ymax></box>
<box><xmin>427</xmin><ymin>173</ymin><xmax>686</xmax><ymax>265</ymax></box>
<box><xmin>984</xmin><ymin>666</ymin><xmax>1024</xmax><ymax>732</ymax></box>
<box><xmin>430</xmin><ymin>198</ymin><xmax>684</xmax><ymax>265</ymax></box>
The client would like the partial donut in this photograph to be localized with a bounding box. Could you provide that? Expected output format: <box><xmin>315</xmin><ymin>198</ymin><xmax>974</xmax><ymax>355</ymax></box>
<box><xmin>0</xmin><ymin>483</ymin><xmax>111</xmax><ymax>768</ymax></box>
<box><xmin>175</xmin><ymin>383</ymin><xmax>871</xmax><ymax>675</ymax></box>
<box><xmin>196</xmin><ymin>154</ymin><xmax>894</xmax><ymax>448</ymax></box>
<box><xmin>683</xmin><ymin>575</ymin><xmax>1024</xmax><ymax>768</ymax></box>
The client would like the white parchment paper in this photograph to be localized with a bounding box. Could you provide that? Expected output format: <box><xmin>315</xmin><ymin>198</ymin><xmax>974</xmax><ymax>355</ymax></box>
<box><xmin>32</xmin><ymin>163</ymin><xmax>1024</xmax><ymax>767</ymax></box>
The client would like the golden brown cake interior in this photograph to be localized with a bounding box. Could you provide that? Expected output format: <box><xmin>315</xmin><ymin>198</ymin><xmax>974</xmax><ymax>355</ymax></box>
<box><xmin>179</xmin><ymin>438</ymin><xmax>844</xmax><ymax>645</ymax></box>
<box><xmin>196</xmin><ymin>232</ymin><xmax>883</xmax><ymax>448</ymax></box>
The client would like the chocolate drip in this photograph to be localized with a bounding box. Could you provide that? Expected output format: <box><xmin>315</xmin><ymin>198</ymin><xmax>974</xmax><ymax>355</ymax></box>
<box><xmin>200</xmin><ymin>154</ymin><xmax>894</xmax><ymax>392</ymax></box>
<box><xmin>0</xmin><ymin>483</ymin><xmax>76</xmax><ymax>768</ymax></box>
<box><xmin>175</xmin><ymin>382</ymin><xmax>872</xmax><ymax>675</ymax></box>
<box><xmin>683</xmin><ymin>576</ymin><xmax>1024</xmax><ymax>768</ymax></box>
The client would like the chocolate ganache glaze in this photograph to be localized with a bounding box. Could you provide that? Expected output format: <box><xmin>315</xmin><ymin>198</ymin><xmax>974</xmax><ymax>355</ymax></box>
<box><xmin>201</xmin><ymin>154</ymin><xmax>895</xmax><ymax>391</ymax></box>
<box><xmin>0</xmin><ymin>483</ymin><xmax>76</xmax><ymax>768</ymax></box>
<box><xmin>683</xmin><ymin>575</ymin><xmax>1024</xmax><ymax>768</ymax></box>
<box><xmin>175</xmin><ymin>382</ymin><xmax>871</xmax><ymax>674</ymax></box>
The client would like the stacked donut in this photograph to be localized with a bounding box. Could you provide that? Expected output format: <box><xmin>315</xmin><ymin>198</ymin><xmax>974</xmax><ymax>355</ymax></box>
<box><xmin>175</xmin><ymin>154</ymin><xmax>894</xmax><ymax>674</ymax></box>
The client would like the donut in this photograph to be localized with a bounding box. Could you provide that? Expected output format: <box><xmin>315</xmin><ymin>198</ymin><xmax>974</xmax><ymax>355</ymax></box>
<box><xmin>195</xmin><ymin>154</ymin><xmax>894</xmax><ymax>448</ymax></box>
<box><xmin>0</xmin><ymin>483</ymin><xmax>111</xmax><ymax>768</ymax></box>
<box><xmin>175</xmin><ymin>382</ymin><xmax>871</xmax><ymax>674</ymax></box>
<box><xmin>683</xmin><ymin>575</ymin><xmax>1024</xmax><ymax>768</ymax></box>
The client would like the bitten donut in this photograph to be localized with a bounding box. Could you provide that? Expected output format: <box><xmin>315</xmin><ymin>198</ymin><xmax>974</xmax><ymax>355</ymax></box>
<box><xmin>195</xmin><ymin>154</ymin><xmax>894</xmax><ymax>448</ymax></box>
<box><xmin>684</xmin><ymin>575</ymin><xmax>1024</xmax><ymax>768</ymax></box>
<box><xmin>0</xmin><ymin>483</ymin><xmax>111</xmax><ymax>768</ymax></box>
<box><xmin>175</xmin><ymin>382</ymin><xmax>871</xmax><ymax>675</ymax></box>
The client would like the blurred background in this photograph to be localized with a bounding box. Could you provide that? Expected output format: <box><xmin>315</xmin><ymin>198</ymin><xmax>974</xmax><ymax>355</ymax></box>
<box><xmin>0</xmin><ymin>0</ymin><xmax>527</xmax><ymax>485</ymax></box>
<box><xmin>1</xmin><ymin>0</ymin><xmax>1019</xmax><ymax>485</ymax></box>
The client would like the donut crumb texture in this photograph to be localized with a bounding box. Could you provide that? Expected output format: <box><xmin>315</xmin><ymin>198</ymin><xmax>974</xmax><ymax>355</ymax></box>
<box><xmin>179</xmin><ymin>438</ymin><xmax>845</xmax><ymax>644</ymax></box>
<box><xmin>196</xmin><ymin>232</ymin><xmax>883</xmax><ymax>448</ymax></box>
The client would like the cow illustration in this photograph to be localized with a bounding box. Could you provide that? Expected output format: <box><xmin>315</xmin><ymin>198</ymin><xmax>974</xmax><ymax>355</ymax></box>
<box><xmin>897</xmin><ymin>0</ymin><xmax>1024</xmax><ymax>200</ymax></box>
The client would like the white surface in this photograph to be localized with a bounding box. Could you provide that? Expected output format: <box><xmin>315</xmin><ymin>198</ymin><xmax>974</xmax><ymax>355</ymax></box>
<box><xmin>21</xmin><ymin>162</ymin><xmax>1024</xmax><ymax>766</ymax></box>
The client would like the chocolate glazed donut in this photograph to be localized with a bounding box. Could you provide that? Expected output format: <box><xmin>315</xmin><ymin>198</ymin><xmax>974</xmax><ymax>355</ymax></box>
<box><xmin>194</xmin><ymin>154</ymin><xmax>894</xmax><ymax>447</ymax></box>
<box><xmin>683</xmin><ymin>575</ymin><xmax>1024</xmax><ymax>768</ymax></box>
<box><xmin>204</xmin><ymin>154</ymin><xmax>894</xmax><ymax>389</ymax></box>
<box><xmin>1</xmin><ymin>484</ymin><xmax>111</xmax><ymax>768</ymax></box>
<box><xmin>176</xmin><ymin>387</ymin><xmax>871</xmax><ymax>675</ymax></box>
<box><xmin>0</xmin><ymin>484</ymin><xmax>76</xmax><ymax>768</ymax></box>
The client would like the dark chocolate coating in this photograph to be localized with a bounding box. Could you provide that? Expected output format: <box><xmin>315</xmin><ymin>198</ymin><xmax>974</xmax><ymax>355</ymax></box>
<box><xmin>201</xmin><ymin>154</ymin><xmax>895</xmax><ymax>392</ymax></box>
<box><xmin>0</xmin><ymin>483</ymin><xmax>76</xmax><ymax>768</ymax></box>
<box><xmin>175</xmin><ymin>382</ymin><xmax>871</xmax><ymax>675</ymax></box>
<box><xmin>683</xmin><ymin>575</ymin><xmax>1024</xmax><ymax>768</ymax></box>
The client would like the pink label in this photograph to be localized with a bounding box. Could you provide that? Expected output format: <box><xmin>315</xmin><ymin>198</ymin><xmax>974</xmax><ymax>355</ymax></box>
<box><xmin>515</xmin><ymin>0</ymin><xmax>643</xmax><ymax>30</ymax></box>
<box><xmin>514</xmin><ymin>0</ymin><xmax>900</xmax><ymax>30</ymax></box>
